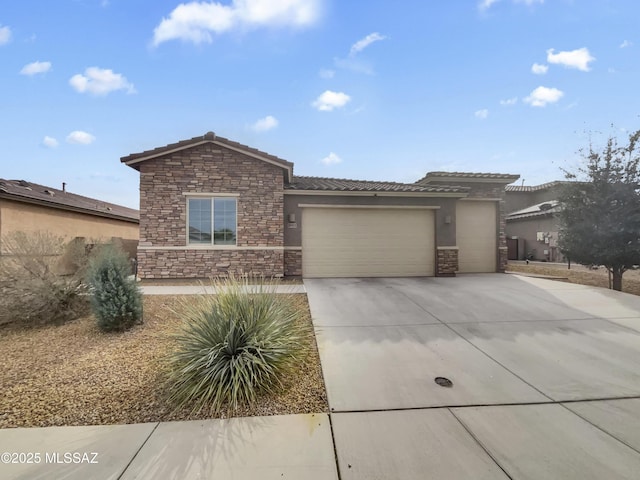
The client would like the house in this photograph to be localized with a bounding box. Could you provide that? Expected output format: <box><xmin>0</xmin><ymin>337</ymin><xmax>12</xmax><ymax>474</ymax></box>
<box><xmin>505</xmin><ymin>181</ymin><xmax>566</xmax><ymax>262</ymax></box>
<box><xmin>121</xmin><ymin>132</ymin><xmax>518</xmax><ymax>279</ymax></box>
<box><xmin>0</xmin><ymin>178</ymin><xmax>139</xmax><ymax>254</ymax></box>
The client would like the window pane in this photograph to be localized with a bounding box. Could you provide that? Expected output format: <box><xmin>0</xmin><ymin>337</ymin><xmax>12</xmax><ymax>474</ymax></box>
<box><xmin>189</xmin><ymin>198</ymin><xmax>212</xmax><ymax>243</ymax></box>
<box><xmin>214</xmin><ymin>198</ymin><xmax>237</xmax><ymax>245</ymax></box>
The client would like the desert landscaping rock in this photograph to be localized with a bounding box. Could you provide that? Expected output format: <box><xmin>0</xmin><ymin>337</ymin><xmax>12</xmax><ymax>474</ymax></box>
<box><xmin>0</xmin><ymin>295</ymin><xmax>327</xmax><ymax>428</ymax></box>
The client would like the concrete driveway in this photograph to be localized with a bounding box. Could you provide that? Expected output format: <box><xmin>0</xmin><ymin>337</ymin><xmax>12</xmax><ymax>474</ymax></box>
<box><xmin>305</xmin><ymin>274</ymin><xmax>640</xmax><ymax>479</ymax></box>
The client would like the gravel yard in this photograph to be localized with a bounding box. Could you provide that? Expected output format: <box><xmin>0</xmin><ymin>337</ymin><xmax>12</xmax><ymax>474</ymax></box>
<box><xmin>0</xmin><ymin>294</ymin><xmax>327</xmax><ymax>428</ymax></box>
<box><xmin>507</xmin><ymin>261</ymin><xmax>640</xmax><ymax>296</ymax></box>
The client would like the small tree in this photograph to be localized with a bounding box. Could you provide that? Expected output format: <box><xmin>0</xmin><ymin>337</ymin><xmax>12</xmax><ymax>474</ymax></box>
<box><xmin>86</xmin><ymin>243</ymin><xmax>142</xmax><ymax>331</ymax></box>
<box><xmin>558</xmin><ymin>129</ymin><xmax>640</xmax><ymax>291</ymax></box>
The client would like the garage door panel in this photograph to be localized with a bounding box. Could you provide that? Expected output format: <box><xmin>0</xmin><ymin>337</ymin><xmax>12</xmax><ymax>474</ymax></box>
<box><xmin>457</xmin><ymin>201</ymin><xmax>497</xmax><ymax>273</ymax></box>
<box><xmin>302</xmin><ymin>208</ymin><xmax>434</xmax><ymax>278</ymax></box>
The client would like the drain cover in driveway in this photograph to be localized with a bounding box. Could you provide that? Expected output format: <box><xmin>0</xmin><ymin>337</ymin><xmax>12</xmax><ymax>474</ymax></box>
<box><xmin>435</xmin><ymin>377</ymin><xmax>453</xmax><ymax>388</ymax></box>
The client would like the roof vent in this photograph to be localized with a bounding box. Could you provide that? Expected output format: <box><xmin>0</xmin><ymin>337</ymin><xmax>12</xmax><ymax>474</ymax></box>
<box><xmin>17</xmin><ymin>180</ymin><xmax>31</xmax><ymax>188</ymax></box>
<box><xmin>44</xmin><ymin>189</ymin><xmax>55</xmax><ymax>196</ymax></box>
<box><xmin>204</xmin><ymin>131</ymin><xmax>216</xmax><ymax>140</ymax></box>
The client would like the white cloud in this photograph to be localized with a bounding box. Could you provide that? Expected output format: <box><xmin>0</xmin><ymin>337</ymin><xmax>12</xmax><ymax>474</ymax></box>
<box><xmin>531</xmin><ymin>63</ymin><xmax>548</xmax><ymax>75</ymax></box>
<box><xmin>546</xmin><ymin>47</ymin><xmax>595</xmax><ymax>72</ymax></box>
<box><xmin>312</xmin><ymin>90</ymin><xmax>351</xmax><ymax>111</ymax></box>
<box><xmin>523</xmin><ymin>86</ymin><xmax>564</xmax><ymax>107</ymax></box>
<box><xmin>500</xmin><ymin>97</ymin><xmax>518</xmax><ymax>106</ymax></box>
<box><xmin>66</xmin><ymin>131</ymin><xmax>96</xmax><ymax>145</ymax></box>
<box><xmin>42</xmin><ymin>136</ymin><xmax>58</xmax><ymax>148</ymax></box>
<box><xmin>321</xmin><ymin>152</ymin><xmax>342</xmax><ymax>165</ymax></box>
<box><xmin>475</xmin><ymin>109</ymin><xmax>489</xmax><ymax>119</ymax></box>
<box><xmin>319</xmin><ymin>68</ymin><xmax>335</xmax><ymax>79</ymax></box>
<box><xmin>620</xmin><ymin>40</ymin><xmax>632</xmax><ymax>49</ymax></box>
<box><xmin>479</xmin><ymin>0</ymin><xmax>542</xmax><ymax>10</ymax></box>
<box><xmin>349</xmin><ymin>32</ymin><xmax>387</xmax><ymax>57</ymax></box>
<box><xmin>69</xmin><ymin>67</ymin><xmax>135</xmax><ymax>95</ymax></box>
<box><xmin>20</xmin><ymin>61</ymin><xmax>52</xmax><ymax>76</ymax></box>
<box><xmin>478</xmin><ymin>0</ymin><xmax>500</xmax><ymax>10</ymax></box>
<box><xmin>334</xmin><ymin>56</ymin><xmax>373</xmax><ymax>75</ymax></box>
<box><xmin>251</xmin><ymin>115</ymin><xmax>278</xmax><ymax>132</ymax></box>
<box><xmin>0</xmin><ymin>25</ymin><xmax>11</xmax><ymax>45</ymax></box>
<box><xmin>152</xmin><ymin>0</ymin><xmax>321</xmax><ymax>46</ymax></box>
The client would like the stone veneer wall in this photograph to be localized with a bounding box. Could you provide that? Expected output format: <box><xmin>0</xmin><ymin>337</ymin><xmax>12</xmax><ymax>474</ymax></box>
<box><xmin>137</xmin><ymin>142</ymin><xmax>285</xmax><ymax>279</ymax></box>
<box><xmin>498</xmin><ymin>246</ymin><xmax>508</xmax><ymax>273</ymax></box>
<box><xmin>284</xmin><ymin>249</ymin><xmax>302</xmax><ymax>277</ymax></box>
<box><xmin>436</xmin><ymin>247</ymin><xmax>458</xmax><ymax>276</ymax></box>
<box><xmin>137</xmin><ymin>249</ymin><xmax>283</xmax><ymax>278</ymax></box>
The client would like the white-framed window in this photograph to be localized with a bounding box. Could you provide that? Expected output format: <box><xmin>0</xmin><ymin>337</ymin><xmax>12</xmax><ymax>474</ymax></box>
<box><xmin>187</xmin><ymin>197</ymin><xmax>237</xmax><ymax>245</ymax></box>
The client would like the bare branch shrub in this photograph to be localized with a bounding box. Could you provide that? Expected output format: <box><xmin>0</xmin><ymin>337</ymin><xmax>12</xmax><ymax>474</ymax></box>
<box><xmin>0</xmin><ymin>231</ymin><xmax>90</xmax><ymax>327</ymax></box>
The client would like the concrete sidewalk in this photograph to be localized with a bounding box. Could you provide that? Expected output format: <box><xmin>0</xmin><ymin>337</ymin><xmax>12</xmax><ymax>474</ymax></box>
<box><xmin>0</xmin><ymin>414</ymin><xmax>338</xmax><ymax>480</ymax></box>
<box><xmin>141</xmin><ymin>284</ymin><xmax>307</xmax><ymax>295</ymax></box>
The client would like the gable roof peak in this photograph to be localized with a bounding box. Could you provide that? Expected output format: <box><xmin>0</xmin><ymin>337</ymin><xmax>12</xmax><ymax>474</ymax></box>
<box><xmin>120</xmin><ymin>131</ymin><xmax>293</xmax><ymax>182</ymax></box>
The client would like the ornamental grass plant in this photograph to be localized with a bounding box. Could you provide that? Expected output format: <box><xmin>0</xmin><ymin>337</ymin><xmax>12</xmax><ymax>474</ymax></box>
<box><xmin>166</xmin><ymin>275</ymin><xmax>311</xmax><ymax>415</ymax></box>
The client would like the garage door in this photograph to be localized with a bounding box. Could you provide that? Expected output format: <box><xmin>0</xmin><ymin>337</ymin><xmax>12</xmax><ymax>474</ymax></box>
<box><xmin>456</xmin><ymin>201</ymin><xmax>497</xmax><ymax>273</ymax></box>
<box><xmin>302</xmin><ymin>207</ymin><xmax>435</xmax><ymax>278</ymax></box>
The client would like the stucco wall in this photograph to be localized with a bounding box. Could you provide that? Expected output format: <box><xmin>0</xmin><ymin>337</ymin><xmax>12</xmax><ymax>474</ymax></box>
<box><xmin>137</xmin><ymin>142</ymin><xmax>286</xmax><ymax>278</ymax></box>
<box><xmin>283</xmin><ymin>194</ymin><xmax>458</xmax><ymax>247</ymax></box>
<box><xmin>0</xmin><ymin>198</ymin><xmax>138</xmax><ymax>253</ymax></box>
<box><xmin>506</xmin><ymin>215</ymin><xmax>561</xmax><ymax>261</ymax></box>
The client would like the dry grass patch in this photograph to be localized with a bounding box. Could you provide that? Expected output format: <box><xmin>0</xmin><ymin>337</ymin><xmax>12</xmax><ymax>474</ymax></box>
<box><xmin>0</xmin><ymin>294</ymin><xmax>327</xmax><ymax>428</ymax></box>
<box><xmin>507</xmin><ymin>262</ymin><xmax>640</xmax><ymax>296</ymax></box>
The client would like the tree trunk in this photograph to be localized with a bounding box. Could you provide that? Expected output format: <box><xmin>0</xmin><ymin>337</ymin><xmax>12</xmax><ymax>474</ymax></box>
<box><xmin>612</xmin><ymin>269</ymin><xmax>623</xmax><ymax>292</ymax></box>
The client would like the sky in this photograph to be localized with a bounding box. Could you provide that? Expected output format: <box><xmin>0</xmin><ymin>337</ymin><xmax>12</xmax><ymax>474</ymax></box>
<box><xmin>1</xmin><ymin>0</ymin><xmax>639</xmax><ymax>209</ymax></box>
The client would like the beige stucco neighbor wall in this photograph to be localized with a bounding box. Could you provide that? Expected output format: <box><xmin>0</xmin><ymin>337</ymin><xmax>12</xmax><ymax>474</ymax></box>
<box><xmin>0</xmin><ymin>199</ymin><xmax>139</xmax><ymax>253</ymax></box>
<box><xmin>506</xmin><ymin>215</ymin><xmax>561</xmax><ymax>262</ymax></box>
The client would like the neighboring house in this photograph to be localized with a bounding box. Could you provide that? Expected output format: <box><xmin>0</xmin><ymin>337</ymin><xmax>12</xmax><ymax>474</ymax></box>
<box><xmin>121</xmin><ymin>131</ymin><xmax>519</xmax><ymax>279</ymax></box>
<box><xmin>505</xmin><ymin>181</ymin><xmax>566</xmax><ymax>262</ymax></box>
<box><xmin>0</xmin><ymin>178</ymin><xmax>139</xmax><ymax>254</ymax></box>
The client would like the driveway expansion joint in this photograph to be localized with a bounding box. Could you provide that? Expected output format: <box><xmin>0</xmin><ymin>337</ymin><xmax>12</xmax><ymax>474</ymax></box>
<box><xmin>117</xmin><ymin>422</ymin><xmax>160</xmax><ymax>480</ymax></box>
<box><xmin>327</xmin><ymin>395</ymin><xmax>640</xmax><ymax>415</ymax></box>
<box><xmin>448</xmin><ymin>408</ymin><xmax>515</xmax><ymax>480</ymax></box>
<box><xmin>391</xmin><ymin>284</ymin><xmax>556</xmax><ymax>403</ymax></box>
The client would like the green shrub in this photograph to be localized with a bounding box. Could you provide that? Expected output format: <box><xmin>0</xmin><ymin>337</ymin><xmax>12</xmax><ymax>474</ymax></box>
<box><xmin>0</xmin><ymin>231</ymin><xmax>89</xmax><ymax>327</ymax></box>
<box><xmin>166</xmin><ymin>276</ymin><xmax>310</xmax><ymax>414</ymax></box>
<box><xmin>86</xmin><ymin>243</ymin><xmax>142</xmax><ymax>332</ymax></box>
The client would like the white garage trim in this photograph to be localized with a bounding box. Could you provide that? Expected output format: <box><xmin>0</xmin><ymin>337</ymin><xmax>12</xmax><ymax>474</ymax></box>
<box><xmin>456</xmin><ymin>201</ymin><xmax>497</xmax><ymax>273</ymax></box>
<box><xmin>298</xmin><ymin>204</ymin><xmax>440</xmax><ymax>210</ymax></box>
<box><xmin>302</xmin><ymin>207</ymin><xmax>435</xmax><ymax>278</ymax></box>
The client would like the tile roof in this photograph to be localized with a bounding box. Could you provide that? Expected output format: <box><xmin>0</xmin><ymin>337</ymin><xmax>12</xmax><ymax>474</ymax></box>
<box><xmin>286</xmin><ymin>176</ymin><xmax>469</xmax><ymax>193</ymax></box>
<box><xmin>120</xmin><ymin>131</ymin><xmax>294</xmax><ymax>172</ymax></box>
<box><xmin>417</xmin><ymin>171</ymin><xmax>520</xmax><ymax>184</ymax></box>
<box><xmin>0</xmin><ymin>179</ymin><xmax>139</xmax><ymax>222</ymax></box>
<box><xmin>505</xmin><ymin>181</ymin><xmax>568</xmax><ymax>192</ymax></box>
<box><xmin>506</xmin><ymin>200</ymin><xmax>560</xmax><ymax>220</ymax></box>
